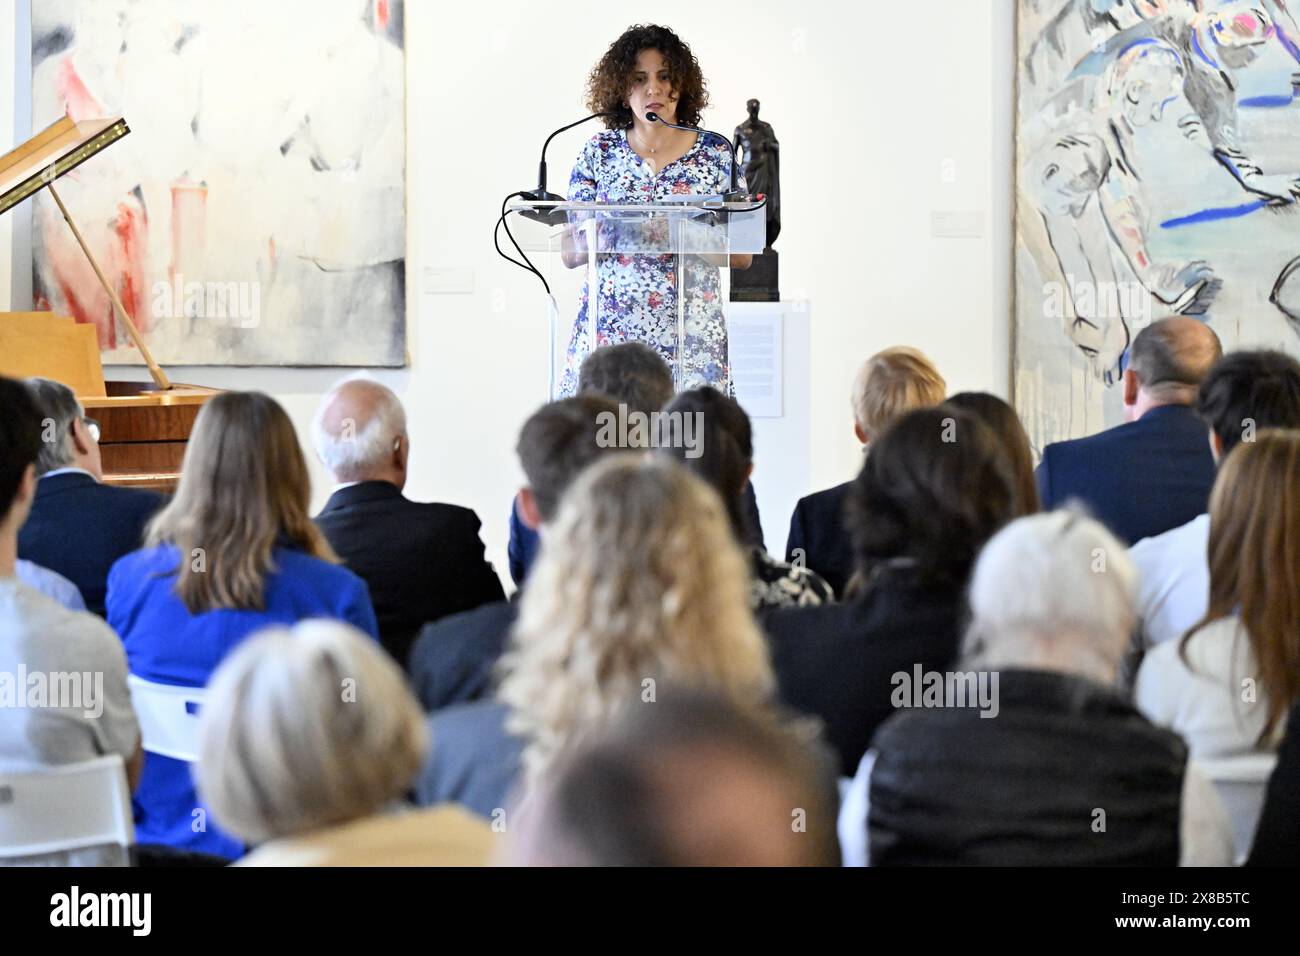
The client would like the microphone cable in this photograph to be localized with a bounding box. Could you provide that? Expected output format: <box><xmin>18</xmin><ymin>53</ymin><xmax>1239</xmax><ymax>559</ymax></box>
<box><xmin>495</xmin><ymin>190</ymin><xmax>549</xmax><ymax>295</ymax></box>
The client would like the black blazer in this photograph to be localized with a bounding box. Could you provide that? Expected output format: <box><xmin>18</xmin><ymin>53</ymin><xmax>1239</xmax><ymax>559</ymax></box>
<box><xmin>17</xmin><ymin>472</ymin><xmax>164</xmax><ymax>617</ymax></box>
<box><xmin>408</xmin><ymin>599</ymin><xmax>517</xmax><ymax>712</ymax></box>
<box><xmin>763</xmin><ymin>568</ymin><xmax>967</xmax><ymax>777</ymax></box>
<box><xmin>315</xmin><ymin>481</ymin><xmax>504</xmax><ymax>667</ymax></box>
<box><xmin>1036</xmin><ymin>404</ymin><xmax>1217</xmax><ymax>545</ymax></box>
<box><xmin>784</xmin><ymin>480</ymin><xmax>854</xmax><ymax>597</ymax></box>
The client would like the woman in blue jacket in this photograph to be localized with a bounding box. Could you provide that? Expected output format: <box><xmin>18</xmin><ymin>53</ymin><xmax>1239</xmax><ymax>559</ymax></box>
<box><xmin>108</xmin><ymin>390</ymin><xmax>378</xmax><ymax>859</ymax></box>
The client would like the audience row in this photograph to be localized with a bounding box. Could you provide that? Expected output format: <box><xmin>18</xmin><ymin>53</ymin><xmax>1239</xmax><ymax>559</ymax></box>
<box><xmin>2</xmin><ymin>318</ymin><xmax>1298</xmax><ymax>866</ymax></box>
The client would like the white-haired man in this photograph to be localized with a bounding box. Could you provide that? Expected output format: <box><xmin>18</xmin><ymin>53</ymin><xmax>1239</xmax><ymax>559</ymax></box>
<box><xmin>838</xmin><ymin>510</ymin><xmax>1234</xmax><ymax>867</ymax></box>
<box><xmin>312</xmin><ymin>378</ymin><xmax>503</xmax><ymax>667</ymax></box>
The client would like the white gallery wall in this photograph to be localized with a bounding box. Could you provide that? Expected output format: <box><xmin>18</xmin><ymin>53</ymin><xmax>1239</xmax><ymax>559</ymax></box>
<box><xmin>3</xmin><ymin>0</ymin><xmax>1015</xmax><ymax>584</ymax></box>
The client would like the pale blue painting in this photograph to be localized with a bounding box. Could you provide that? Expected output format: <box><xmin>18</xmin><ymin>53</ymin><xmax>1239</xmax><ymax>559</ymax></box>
<box><xmin>1015</xmin><ymin>0</ymin><xmax>1300</xmax><ymax>450</ymax></box>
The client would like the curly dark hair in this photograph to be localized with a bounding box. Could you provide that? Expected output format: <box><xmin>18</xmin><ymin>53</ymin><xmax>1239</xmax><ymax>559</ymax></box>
<box><xmin>586</xmin><ymin>24</ymin><xmax>709</xmax><ymax>129</ymax></box>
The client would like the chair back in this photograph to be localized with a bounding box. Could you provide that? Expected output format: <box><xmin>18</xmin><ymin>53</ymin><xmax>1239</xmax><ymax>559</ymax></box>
<box><xmin>1197</xmin><ymin>754</ymin><xmax>1277</xmax><ymax>864</ymax></box>
<box><xmin>129</xmin><ymin>675</ymin><xmax>206</xmax><ymax>762</ymax></box>
<box><xmin>0</xmin><ymin>755</ymin><xmax>133</xmax><ymax>865</ymax></box>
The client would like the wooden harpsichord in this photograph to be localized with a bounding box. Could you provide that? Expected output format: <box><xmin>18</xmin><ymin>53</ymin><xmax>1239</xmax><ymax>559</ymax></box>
<box><xmin>0</xmin><ymin>115</ymin><xmax>217</xmax><ymax>492</ymax></box>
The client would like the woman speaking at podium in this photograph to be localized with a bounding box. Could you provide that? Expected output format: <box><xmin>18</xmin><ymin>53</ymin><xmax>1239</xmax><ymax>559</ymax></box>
<box><xmin>560</xmin><ymin>24</ymin><xmax>751</xmax><ymax>396</ymax></box>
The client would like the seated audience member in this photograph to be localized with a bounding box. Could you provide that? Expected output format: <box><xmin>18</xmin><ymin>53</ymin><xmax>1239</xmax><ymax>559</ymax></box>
<box><xmin>311</xmin><ymin>378</ymin><xmax>504</xmax><ymax>667</ymax></box>
<box><xmin>1131</xmin><ymin>350</ymin><xmax>1300</xmax><ymax>648</ymax></box>
<box><xmin>196</xmin><ymin>621</ymin><xmax>494</xmax><ymax>867</ymax></box>
<box><xmin>1248</xmin><ymin>701</ymin><xmax>1300</xmax><ymax>866</ymax></box>
<box><xmin>785</xmin><ymin>347</ymin><xmax>945</xmax><ymax>597</ymax></box>
<box><xmin>1036</xmin><ymin>317</ymin><xmax>1222</xmax><ymax>544</ymax></box>
<box><xmin>508</xmin><ymin>342</ymin><xmax>673</xmax><ymax>586</ymax></box>
<box><xmin>0</xmin><ymin>377</ymin><xmax>142</xmax><ymax>864</ymax></box>
<box><xmin>506</xmin><ymin>691</ymin><xmax>839</xmax><ymax>866</ymax></box>
<box><xmin>16</xmin><ymin>559</ymin><xmax>85</xmax><ymax>610</ymax></box>
<box><xmin>765</xmin><ymin>407</ymin><xmax>1024</xmax><ymax>776</ymax></box>
<box><xmin>17</xmin><ymin>377</ymin><xmax>164</xmax><ymax>616</ymax></box>
<box><xmin>107</xmin><ymin>391</ymin><xmax>378</xmax><ymax>859</ymax></box>
<box><xmin>842</xmin><ymin>510</ymin><xmax>1233</xmax><ymax>866</ymax></box>
<box><xmin>1136</xmin><ymin>431</ymin><xmax>1300</xmax><ymax>763</ymax></box>
<box><xmin>415</xmin><ymin>456</ymin><xmax>776</xmax><ymax>819</ymax></box>
<box><xmin>408</xmin><ymin>394</ymin><xmax>622</xmax><ymax>712</ymax></box>
<box><xmin>507</xmin><ymin>343</ymin><xmax>766</xmax><ymax>586</ymax></box>
<box><xmin>657</xmin><ymin>388</ymin><xmax>831</xmax><ymax>611</ymax></box>
<box><xmin>943</xmin><ymin>392</ymin><xmax>1040</xmax><ymax>513</ymax></box>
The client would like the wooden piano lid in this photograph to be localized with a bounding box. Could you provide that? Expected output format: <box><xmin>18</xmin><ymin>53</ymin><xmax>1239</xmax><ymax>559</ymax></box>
<box><xmin>0</xmin><ymin>311</ymin><xmax>215</xmax><ymax>403</ymax></box>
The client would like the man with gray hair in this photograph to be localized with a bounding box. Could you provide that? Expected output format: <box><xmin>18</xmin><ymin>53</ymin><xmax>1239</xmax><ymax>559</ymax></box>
<box><xmin>312</xmin><ymin>377</ymin><xmax>503</xmax><ymax>667</ymax></box>
<box><xmin>839</xmin><ymin>510</ymin><xmax>1234</xmax><ymax>867</ymax></box>
<box><xmin>1037</xmin><ymin>316</ymin><xmax>1223</xmax><ymax>543</ymax></box>
<box><xmin>18</xmin><ymin>377</ymin><xmax>164</xmax><ymax>616</ymax></box>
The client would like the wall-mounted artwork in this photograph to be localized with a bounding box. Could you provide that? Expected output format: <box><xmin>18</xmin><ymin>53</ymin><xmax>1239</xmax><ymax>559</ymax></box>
<box><xmin>1014</xmin><ymin>0</ymin><xmax>1300</xmax><ymax>451</ymax></box>
<box><xmin>31</xmin><ymin>0</ymin><xmax>406</xmax><ymax>366</ymax></box>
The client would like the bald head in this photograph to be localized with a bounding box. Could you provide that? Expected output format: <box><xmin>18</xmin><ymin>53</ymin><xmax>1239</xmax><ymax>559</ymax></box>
<box><xmin>1125</xmin><ymin>317</ymin><xmax>1222</xmax><ymax>415</ymax></box>
<box><xmin>311</xmin><ymin>378</ymin><xmax>408</xmax><ymax>487</ymax></box>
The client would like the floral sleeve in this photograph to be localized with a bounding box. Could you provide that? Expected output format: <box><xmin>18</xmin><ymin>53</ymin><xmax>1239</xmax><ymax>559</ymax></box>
<box><xmin>567</xmin><ymin>137</ymin><xmax>600</xmax><ymax>229</ymax></box>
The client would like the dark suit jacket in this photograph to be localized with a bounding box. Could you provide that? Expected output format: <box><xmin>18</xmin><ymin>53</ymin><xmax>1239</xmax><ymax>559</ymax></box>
<box><xmin>17</xmin><ymin>472</ymin><xmax>164</xmax><ymax>617</ymax></box>
<box><xmin>763</xmin><ymin>568</ymin><xmax>967</xmax><ymax>777</ymax></box>
<box><xmin>784</xmin><ymin>480</ymin><xmax>854</xmax><ymax>597</ymax></box>
<box><xmin>508</xmin><ymin>481</ymin><xmax>766</xmax><ymax>587</ymax></box>
<box><xmin>408</xmin><ymin>599</ymin><xmax>517</xmax><ymax>712</ymax></box>
<box><xmin>1036</xmin><ymin>404</ymin><xmax>1217</xmax><ymax>545</ymax></box>
<box><xmin>315</xmin><ymin>481</ymin><xmax>504</xmax><ymax>667</ymax></box>
<box><xmin>414</xmin><ymin>700</ymin><xmax>526</xmax><ymax>820</ymax></box>
<box><xmin>1247</xmin><ymin>702</ymin><xmax>1300</xmax><ymax>866</ymax></box>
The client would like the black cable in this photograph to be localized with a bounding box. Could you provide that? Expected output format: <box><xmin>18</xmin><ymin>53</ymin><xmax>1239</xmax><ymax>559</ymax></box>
<box><xmin>494</xmin><ymin>190</ymin><xmax>551</xmax><ymax>296</ymax></box>
<box><xmin>501</xmin><ymin>195</ymin><xmax>547</xmax><ymax>291</ymax></box>
<box><xmin>495</xmin><ymin>191</ymin><xmax>533</xmax><ymax>270</ymax></box>
<box><xmin>493</xmin><ymin>214</ymin><xmax>529</xmax><ymax>272</ymax></box>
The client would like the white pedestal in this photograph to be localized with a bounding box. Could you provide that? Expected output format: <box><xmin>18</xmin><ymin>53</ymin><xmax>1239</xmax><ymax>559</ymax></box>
<box><xmin>729</xmin><ymin>300</ymin><xmax>811</xmax><ymax>556</ymax></box>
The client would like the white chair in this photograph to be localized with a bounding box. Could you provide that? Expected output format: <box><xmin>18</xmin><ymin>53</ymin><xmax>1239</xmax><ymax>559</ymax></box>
<box><xmin>1197</xmin><ymin>754</ymin><xmax>1277</xmax><ymax>865</ymax></box>
<box><xmin>0</xmin><ymin>755</ymin><xmax>134</xmax><ymax>865</ymax></box>
<box><xmin>128</xmin><ymin>675</ymin><xmax>206</xmax><ymax>762</ymax></box>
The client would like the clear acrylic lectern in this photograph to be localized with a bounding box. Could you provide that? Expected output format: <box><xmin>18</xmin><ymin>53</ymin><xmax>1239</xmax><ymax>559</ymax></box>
<box><xmin>506</xmin><ymin>199</ymin><xmax>767</xmax><ymax>398</ymax></box>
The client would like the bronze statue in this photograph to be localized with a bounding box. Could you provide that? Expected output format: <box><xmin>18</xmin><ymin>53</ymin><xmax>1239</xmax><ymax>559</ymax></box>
<box><xmin>732</xmin><ymin>98</ymin><xmax>780</xmax><ymax>302</ymax></box>
<box><xmin>735</xmin><ymin>98</ymin><xmax>780</xmax><ymax>247</ymax></box>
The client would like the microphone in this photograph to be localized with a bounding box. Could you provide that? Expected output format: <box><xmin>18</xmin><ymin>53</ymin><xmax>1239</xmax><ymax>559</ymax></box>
<box><xmin>519</xmin><ymin>112</ymin><xmax>614</xmax><ymax>223</ymax></box>
<box><xmin>645</xmin><ymin>111</ymin><xmax>747</xmax><ymax>202</ymax></box>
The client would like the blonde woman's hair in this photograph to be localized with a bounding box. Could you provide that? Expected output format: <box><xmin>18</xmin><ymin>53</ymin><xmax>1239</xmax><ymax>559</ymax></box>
<box><xmin>195</xmin><ymin>620</ymin><xmax>427</xmax><ymax>845</ymax></box>
<box><xmin>1184</xmin><ymin>429</ymin><xmax>1300</xmax><ymax>746</ymax></box>
<box><xmin>498</xmin><ymin>455</ymin><xmax>775</xmax><ymax>787</ymax></box>
<box><xmin>146</xmin><ymin>391</ymin><xmax>336</xmax><ymax>613</ymax></box>
<box><xmin>851</xmin><ymin>346</ymin><xmax>947</xmax><ymax>437</ymax></box>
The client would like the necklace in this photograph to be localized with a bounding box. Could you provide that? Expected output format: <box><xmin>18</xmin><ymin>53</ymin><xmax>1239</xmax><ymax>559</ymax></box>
<box><xmin>631</xmin><ymin>127</ymin><xmax>659</xmax><ymax>155</ymax></box>
<box><xmin>630</xmin><ymin>127</ymin><xmax>664</xmax><ymax>173</ymax></box>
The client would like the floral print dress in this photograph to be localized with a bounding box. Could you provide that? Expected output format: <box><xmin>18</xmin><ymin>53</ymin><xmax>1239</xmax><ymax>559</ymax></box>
<box><xmin>562</xmin><ymin>129</ymin><xmax>744</xmax><ymax>396</ymax></box>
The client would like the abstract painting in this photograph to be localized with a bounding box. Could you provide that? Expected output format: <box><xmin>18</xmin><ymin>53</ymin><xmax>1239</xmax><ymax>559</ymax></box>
<box><xmin>1014</xmin><ymin>0</ymin><xmax>1300</xmax><ymax>452</ymax></box>
<box><xmin>31</xmin><ymin>0</ymin><xmax>406</xmax><ymax>366</ymax></box>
